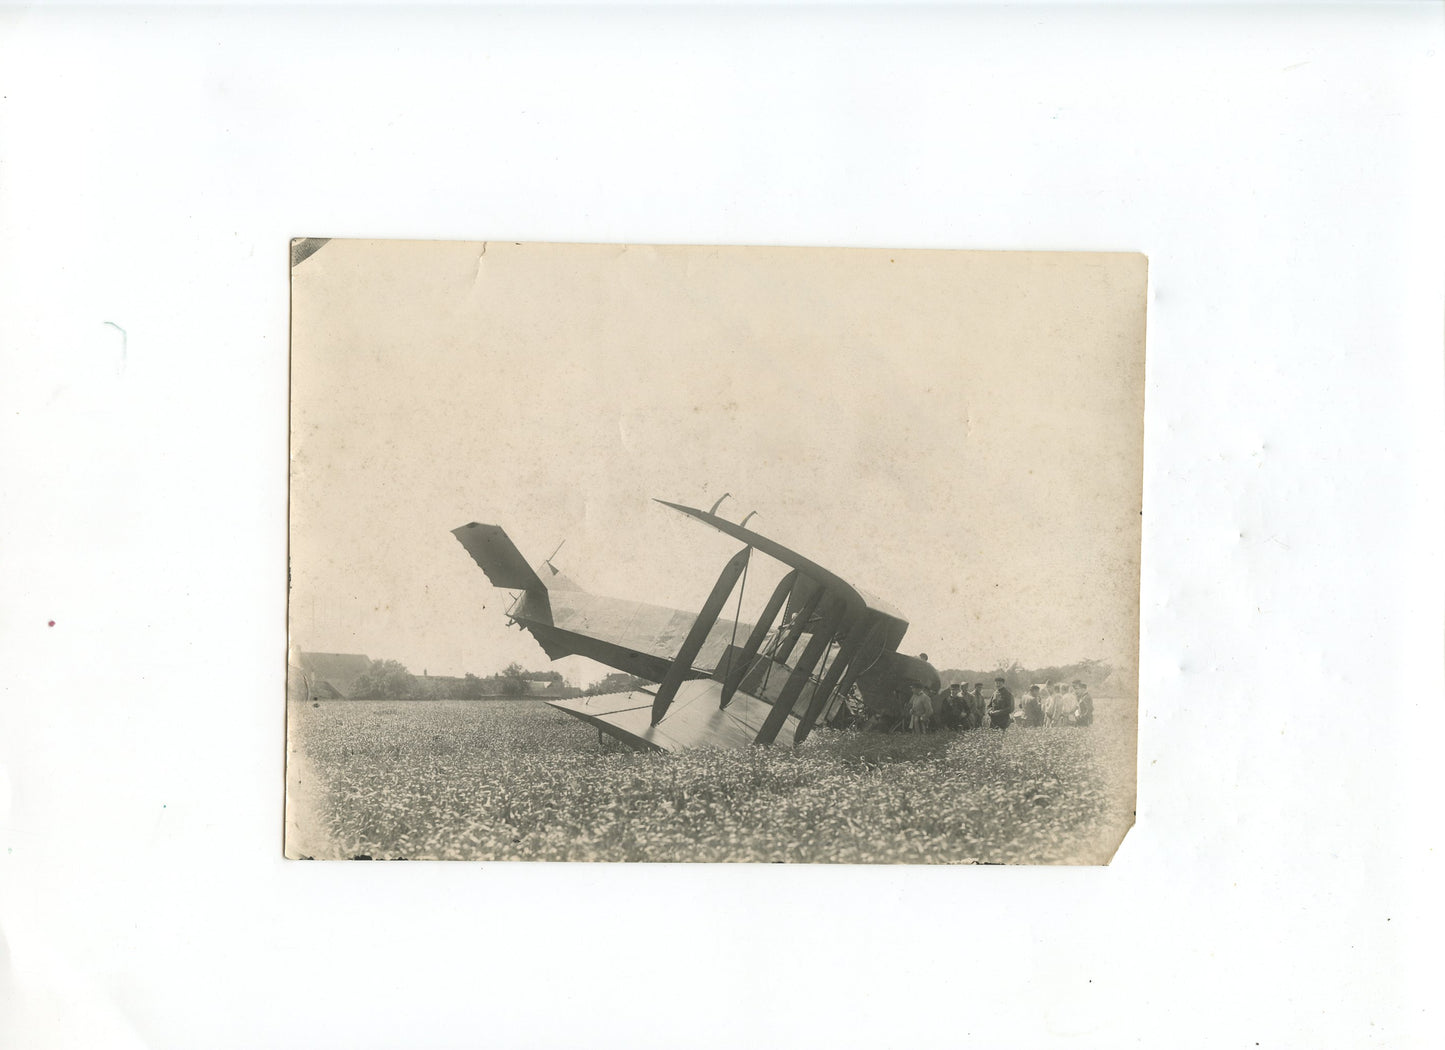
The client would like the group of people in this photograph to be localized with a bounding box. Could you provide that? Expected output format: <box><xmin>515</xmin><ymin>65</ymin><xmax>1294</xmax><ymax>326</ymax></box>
<box><xmin>1016</xmin><ymin>680</ymin><xmax>1095</xmax><ymax>728</ymax></box>
<box><xmin>900</xmin><ymin>676</ymin><xmax>1095</xmax><ymax>734</ymax></box>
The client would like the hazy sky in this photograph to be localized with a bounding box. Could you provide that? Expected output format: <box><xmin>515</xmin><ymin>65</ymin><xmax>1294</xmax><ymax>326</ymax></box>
<box><xmin>290</xmin><ymin>240</ymin><xmax>1145</xmax><ymax>685</ymax></box>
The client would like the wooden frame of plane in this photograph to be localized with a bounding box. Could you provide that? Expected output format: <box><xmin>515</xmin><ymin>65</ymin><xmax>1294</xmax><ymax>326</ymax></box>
<box><xmin>452</xmin><ymin>498</ymin><xmax>939</xmax><ymax>751</ymax></box>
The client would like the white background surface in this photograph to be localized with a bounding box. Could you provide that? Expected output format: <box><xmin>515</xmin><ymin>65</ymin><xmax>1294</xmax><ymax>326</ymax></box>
<box><xmin>1</xmin><ymin>4</ymin><xmax>1441</xmax><ymax>1048</ymax></box>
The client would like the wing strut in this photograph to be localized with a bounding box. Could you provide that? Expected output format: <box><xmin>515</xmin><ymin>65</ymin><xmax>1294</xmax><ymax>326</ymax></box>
<box><xmin>754</xmin><ymin>594</ymin><xmax>847</xmax><ymax>746</ymax></box>
<box><xmin>793</xmin><ymin>613</ymin><xmax>877</xmax><ymax>744</ymax></box>
<box><xmin>716</xmin><ymin>551</ymin><xmax>750</xmax><ymax>696</ymax></box>
<box><xmin>720</xmin><ymin>569</ymin><xmax>798</xmax><ymax>708</ymax></box>
<box><xmin>650</xmin><ymin>545</ymin><xmax>752</xmax><ymax>725</ymax></box>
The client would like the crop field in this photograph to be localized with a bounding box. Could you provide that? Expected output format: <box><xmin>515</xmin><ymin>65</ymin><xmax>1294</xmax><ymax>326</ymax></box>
<box><xmin>285</xmin><ymin>697</ymin><xmax>1136</xmax><ymax>864</ymax></box>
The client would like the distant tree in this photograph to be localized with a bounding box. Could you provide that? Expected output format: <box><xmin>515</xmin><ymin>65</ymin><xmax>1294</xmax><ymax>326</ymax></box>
<box><xmin>351</xmin><ymin>658</ymin><xmax>417</xmax><ymax>700</ymax></box>
<box><xmin>460</xmin><ymin>673</ymin><xmax>484</xmax><ymax>700</ymax></box>
<box><xmin>585</xmin><ymin>672</ymin><xmax>649</xmax><ymax>695</ymax></box>
<box><xmin>499</xmin><ymin>661</ymin><xmax>528</xmax><ymax>697</ymax></box>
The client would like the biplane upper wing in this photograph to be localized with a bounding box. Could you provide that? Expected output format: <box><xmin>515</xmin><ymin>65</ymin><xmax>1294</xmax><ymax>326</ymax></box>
<box><xmin>651</xmin><ymin>499</ymin><xmax>910</xmax><ymax>634</ymax></box>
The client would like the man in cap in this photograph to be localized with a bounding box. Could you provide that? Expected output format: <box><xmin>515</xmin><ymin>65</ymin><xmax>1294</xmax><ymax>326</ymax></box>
<box><xmin>987</xmin><ymin>676</ymin><xmax>1014</xmax><ymax>730</ymax></box>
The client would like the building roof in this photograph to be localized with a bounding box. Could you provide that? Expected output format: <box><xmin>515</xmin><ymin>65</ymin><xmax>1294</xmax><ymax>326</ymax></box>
<box><xmin>296</xmin><ymin>651</ymin><xmax>371</xmax><ymax>698</ymax></box>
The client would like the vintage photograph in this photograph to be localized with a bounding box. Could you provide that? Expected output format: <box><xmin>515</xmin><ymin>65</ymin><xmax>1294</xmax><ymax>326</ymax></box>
<box><xmin>286</xmin><ymin>239</ymin><xmax>1146</xmax><ymax>863</ymax></box>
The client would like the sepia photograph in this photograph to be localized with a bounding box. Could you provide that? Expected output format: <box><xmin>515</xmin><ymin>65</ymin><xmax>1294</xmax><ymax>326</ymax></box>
<box><xmin>5</xmin><ymin>4</ymin><xmax>1439</xmax><ymax>1045</ymax></box>
<box><xmin>286</xmin><ymin>239</ymin><xmax>1146</xmax><ymax>863</ymax></box>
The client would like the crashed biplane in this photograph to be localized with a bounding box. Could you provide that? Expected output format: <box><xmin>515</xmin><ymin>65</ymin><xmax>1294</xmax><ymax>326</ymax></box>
<box><xmin>451</xmin><ymin>499</ymin><xmax>939</xmax><ymax>751</ymax></box>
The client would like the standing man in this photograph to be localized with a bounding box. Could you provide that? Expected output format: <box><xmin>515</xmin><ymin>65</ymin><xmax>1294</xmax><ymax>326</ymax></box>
<box><xmin>987</xmin><ymin>675</ymin><xmax>1015</xmax><ymax>731</ymax></box>
<box><xmin>1074</xmin><ymin>680</ymin><xmax>1095</xmax><ymax>727</ymax></box>
<box><xmin>1056</xmin><ymin>683</ymin><xmax>1079</xmax><ymax>726</ymax></box>
<box><xmin>939</xmin><ymin>684</ymin><xmax>964</xmax><ymax>729</ymax></box>
<box><xmin>891</xmin><ymin>681</ymin><xmax>913</xmax><ymax>733</ymax></box>
<box><xmin>909</xmin><ymin>683</ymin><xmax>933</xmax><ymax>734</ymax></box>
<box><xmin>1022</xmin><ymin>685</ymin><xmax>1046</xmax><ymax>727</ymax></box>
<box><xmin>970</xmin><ymin>683</ymin><xmax>986</xmax><ymax>728</ymax></box>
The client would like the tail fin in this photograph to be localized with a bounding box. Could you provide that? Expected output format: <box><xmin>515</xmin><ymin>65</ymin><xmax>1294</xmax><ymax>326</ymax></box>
<box><xmin>451</xmin><ymin>523</ymin><xmax>547</xmax><ymax>594</ymax></box>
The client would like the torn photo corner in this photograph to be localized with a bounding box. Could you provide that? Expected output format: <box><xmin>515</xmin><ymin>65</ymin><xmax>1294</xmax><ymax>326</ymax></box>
<box><xmin>286</xmin><ymin>239</ymin><xmax>1145</xmax><ymax>864</ymax></box>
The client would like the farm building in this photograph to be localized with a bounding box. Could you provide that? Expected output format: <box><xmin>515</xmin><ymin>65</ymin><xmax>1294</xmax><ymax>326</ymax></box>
<box><xmin>292</xmin><ymin>651</ymin><xmax>372</xmax><ymax>699</ymax></box>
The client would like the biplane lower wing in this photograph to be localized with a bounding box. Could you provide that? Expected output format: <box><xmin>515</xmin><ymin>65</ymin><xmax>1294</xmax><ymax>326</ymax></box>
<box><xmin>548</xmin><ymin>677</ymin><xmax>805</xmax><ymax>751</ymax></box>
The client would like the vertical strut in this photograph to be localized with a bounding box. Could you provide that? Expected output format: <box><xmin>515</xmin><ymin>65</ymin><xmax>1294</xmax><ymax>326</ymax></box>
<box><xmin>833</xmin><ymin>618</ymin><xmax>889</xmax><ymax>703</ymax></box>
<box><xmin>754</xmin><ymin>594</ymin><xmax>846</xmax><ymax>746</ymax></box>
<box><xmin>721</xmin><ymin>569</ymin><xmax>798</xmax><ymax>707</ymax></box>
<box><xmin>772</xmin><ymin>583</ymin><xmax>824</xmax><ymax>667</ymax></box>
<box><xmin>650</xmin><ymin>545</ymin><xmax>751</xmax><ymax>725</ymax></box>
<box><xmin>793</xmin><ymin>614</ymin><xmax>879</xmax><ymax>744</ymax></box>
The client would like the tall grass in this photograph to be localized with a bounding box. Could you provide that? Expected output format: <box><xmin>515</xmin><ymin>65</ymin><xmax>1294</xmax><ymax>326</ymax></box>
<box><xmin>287</xmin><ymin>698</ymin><xmax>1134</xmax><ymax>864</ymax></box>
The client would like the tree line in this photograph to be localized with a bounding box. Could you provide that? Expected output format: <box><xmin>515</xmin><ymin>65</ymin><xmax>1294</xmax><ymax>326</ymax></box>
<box><xmin>936</xmin><ymin>657</ymin><xmax>1113</xmax><ymax>693</ymax></box>
<box><xmin>348</xmin><ymin>659</ymin><xmax>580</xmax><ymax>701</ymax></box>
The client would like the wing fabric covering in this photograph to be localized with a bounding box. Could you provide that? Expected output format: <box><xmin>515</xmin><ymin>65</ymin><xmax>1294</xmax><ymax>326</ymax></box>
<box><xmin>549</xmin><ymin>679</ymin><xmax>807</xmax><ymax>750</ymax></box>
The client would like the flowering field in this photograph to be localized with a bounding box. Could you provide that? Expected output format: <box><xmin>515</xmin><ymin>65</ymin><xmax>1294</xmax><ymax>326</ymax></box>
<box><xmin>285</xmin><ymin>698</ymin><xmax>1135</xmax><ymax>864</ymax></box>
